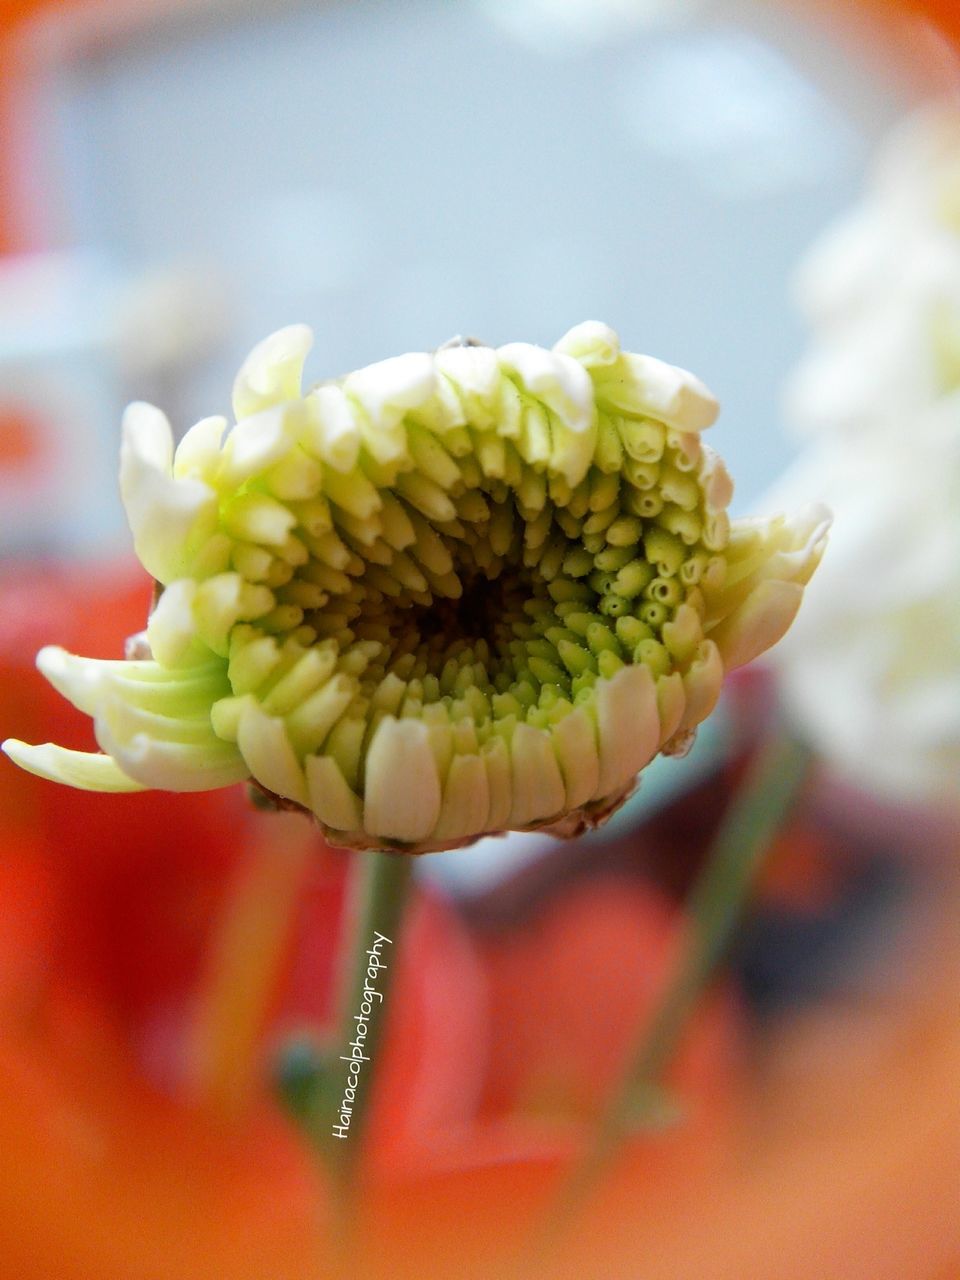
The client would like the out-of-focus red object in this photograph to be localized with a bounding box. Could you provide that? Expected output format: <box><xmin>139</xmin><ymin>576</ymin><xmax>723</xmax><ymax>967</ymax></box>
<box><xmin>2</xmin><ymin>561</ymin><xmax>954</xmax><ymax>1280</ymax></box>
<box><xmin>476</xmin><ymin>876</ymin><xmax>738</xmax><ymax>1140</ymax></box>
<box><xmin>0</xmin><ymin>560</ymin><xmax>491</xmax><ymax>1276</ymax></box>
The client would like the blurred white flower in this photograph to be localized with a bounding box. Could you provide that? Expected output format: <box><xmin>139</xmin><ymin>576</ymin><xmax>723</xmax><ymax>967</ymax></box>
<box><xmin>785</xmin><ymin>103</ymin><xmax>960</xmax><ymax>437</ymax></box>
<box><xmin>771</xmin><ymin>102</ymin><xmax>960</xmax><ymax>807</ymax></box>
<box><xmin>113</xmin><ymin>262</ymin><xmax>229</xmax><ymax>379</ymax></box>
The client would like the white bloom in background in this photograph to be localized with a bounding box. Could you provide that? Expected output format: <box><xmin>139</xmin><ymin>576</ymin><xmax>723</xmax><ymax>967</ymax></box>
<box><xmin>785</xmin><ymin>103</ymin><xmax>960</xmax><ymax>438</ymax></box>
<box><xmin>771</xmin><ymin>103</ymin><xmax>960</xmax><ymax>806</ymax></box>
<box><xmin>3</xmin><ymin>321</ymin><xmax>826</xmax><ymax>853</ymax></box>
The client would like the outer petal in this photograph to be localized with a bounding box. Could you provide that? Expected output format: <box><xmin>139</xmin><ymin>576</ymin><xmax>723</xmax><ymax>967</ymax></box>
<box><xmin>1</xmin><ymin>740</ymin><xmax>146</xmax><ymax>792</ymax></box>
<box><xmin>593</xmin><ymin>353</ymin><xmax>719</xmax><ymax>432</ymax></box>
<box><xmin>593</xmin><ymin>664</ymin><xmax>660</xmax><ymax>797</ymax></box>
<box><xmin>432</xmin><ymin>753</ymin><xmax>491</xmax><ymax>842</ymax></box>
<box><xmin>509</xmin><ymin>722</ymin><xmax>566</xmax><ymax>827</ymax></box>
<box><xmin>434</xmin><ymin>344</ymin><xmax>501</xmax><ymax>429</ymax></box>
<box><xmin>120</xmin><ymin>402</ymin><xmax>219</xmax><ymax>584</ymax></box>
<box><xmin>95</xmin><ymin>716</ymin><xmax>248</xmax><ymax>791</ymax></box>
<box><xmin>236</xmin><ymin>701</ymin><xmax>308</xmax><ymax>806</ymax></box>
<box><xmin>31</xmin><ymin>644</ymin><xmax>247</xmax><ymax>794</ymax></box>
<box><xmin>497</xmin><ymin>343</ymin><xmax>596</xmax><ymax>435</ymax></box>
<box><xmin>553</xmin><ymin>320</ymin><xmax>621</xmax><ymax>370</ymax></box>
<box><xmin>363</xmin><ymin>717</ymin><xmax>442</xmax><ymax>842</ymax></box>
<box><xmin>551</xmin><ymin>706</ymin><xmax>600</xmax><ymax>811</ymax></box>
<box><xmin>305</xmin><ymin>754</ymin><xmax>363</xmax><ymax>832</ymax></box>
<box><xmin>704</xmin><ymin>504</ymin><xmax>831</xmax><ymax>668</ymax></box>
<box><xmin>710</xmin><ymin>580</ymin><xmax>805</xmax><ymax>671</ymax></box>
<box><xmin>232</xmin><ymin>324</ymin><xmax>313</xmax><ymax>420</ymax></box>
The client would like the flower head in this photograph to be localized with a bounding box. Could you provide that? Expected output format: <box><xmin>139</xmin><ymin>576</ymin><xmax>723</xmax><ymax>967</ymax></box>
<box><xmin>768</xmin><ymin>105</ymin><xmax>960</xmax><ymax>804</ymax></box>
<box><xmin>3</xmin><ymin>322</ymin><xmax>827</xmax><ymax>852</ymax></box>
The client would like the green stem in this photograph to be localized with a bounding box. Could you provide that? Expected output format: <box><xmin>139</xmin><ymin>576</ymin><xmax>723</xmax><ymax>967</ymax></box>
<box><xmin>332</xmin><ymin>849</ymin><xmax>414</xmax><ymax>1179</ymax></box>
<box><xmin>280</xmin><ymin>848</ymin><xmax>413</xmax><ymax>1200</ymax></box>
<box><xmin>549</xmin><ymin>734</ymin><xmax>812</xmax><ymax>1227</ymax></box>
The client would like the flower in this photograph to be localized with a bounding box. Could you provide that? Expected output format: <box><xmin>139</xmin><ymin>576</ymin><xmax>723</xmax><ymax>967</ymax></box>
<box><xmin>2</xmin><ymin>322</ymin><xmax>828</xmax><ymax>852</ymax></box>
<box><xmin>784</xmin><ymin>105</ymin><xmax>960</xmax><ymax>439</ymax></box>
<box><xmin>768</xmin><ymin>106</ymin><xmax>960</xmax><ymax>804</ymax></box>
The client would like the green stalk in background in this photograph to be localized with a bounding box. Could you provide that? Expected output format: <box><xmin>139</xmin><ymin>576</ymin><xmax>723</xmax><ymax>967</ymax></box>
<box><xmin>548</xmin><ymin>734</ymin><xmax>812</xmax><ymax>1232</ymax></box>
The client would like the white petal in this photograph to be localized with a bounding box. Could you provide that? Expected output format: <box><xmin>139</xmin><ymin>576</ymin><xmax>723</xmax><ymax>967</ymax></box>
<box><xmin>363</xmin><ymin>716</ymin><xmax>442</xmax><ymax>842</ymax></box>
<box><xmin>710</xmin><ymin>579</ymin><xmax>805</xmax><ymax>670</ymax></box>
<box><xmin>509</xmin><ymin>721</ymin><xmax>565</xmax><ymax>827</ymax></box>
<box><xmin>594</xmin><ymin>664</ymin><xmax>659</xmax><ymax>797</ymax></box>
<box><xmin>434</xmin><ymin>344</ymin><xmax>501</xmax><ymax>429</ymax></box>
<box><xmin>482</xmin><ymin>735</ymin><xmax>512</xmax><ymax>831</ymax></box>
<box><xmin>303</xmin><ymin>385</ymin><xmax>361</xmax><ymax>473</ymax></box>
<box><xmin>1</xmin><ymin>739</ymin><xmax>146</xmax><ymax>792</ymax></box>
<box><xmin>120</xmin><ymin>402</ymin><xmax>218</xmax><ymax>584</ymax></box>
<box><xmin>552</xmin><ymin>321</ymin><xmax>621</xmax><ymax>369</ymax></box>
<box><xmin>232</xmin><ymin>324</ymin><xmax>313</xmax><ymax>421</ymax></box>
<box><xmin>88</xmin><ymin>670</ymin><xmax>246</xmax><ymax>790</ymax></box>
<box><xmin>432</xmin><ymin>753</ymin><xmax>490</xmax><ymax>842</ymax></box>
<box><xmin>344</xmin><ymin>352</ymin><xmax>436</xmax><ymax>432</ymax></box>
<box><xmin>173</xmin><ymin>415</ymin><xmax>227</xmax><ymax>480</ymax></box>
<box><xmin>123</xmin><ymin>399</ymin><xmax>173</xmax><ymax>472</ymax></box>
<box><xmin>235</xmin><ymin>700</ymin><xmax>308</xmax><ymax>806</ymax></box>
<box><xmin>147</xmin><ymin>581</ymin><xmax>200</xmax><ymax>667</ymax></box>
<box><xmin>36</xmin><ymin>645</ymin><xmax>107</xmax><ymax>716</ymax></box>
<box><xmin>497</xmin><ymin>342</ymin><xmax>596</xmax><ymax>435</ymax></box>
<box><xmin>679</xmin><ymin>640</ymin><xmax>724</xmax><ymax>731</ymax></box>
<box><xmin>305</xmin><ymin>754</ymin><xmax>363</xmax><ymax>833</ymax></box>
<box><xmin>595</xmin><ymin>354</ymin><xmax>719</xmax><ymax>432</ymax></box>
<box><xmin>698</xmin><ymin>445</ymin><xmax>734</xmax><ymax>514</ymax></box>
<box><xmin>218</xmin><ymin>403</ymin><xmax>303</xmax><ymax>488</ymax></box>
<box><xmin>656</xmin><ymin>672</ymin><xmax>686</xmax><ymax>746</ymax></box>
<box><xmin>98</xmin><ymin>730</ymin><xmax>248</xmax><ymax>792</ymax></box>
<box><xmin>551</xmin><ymin>706</ymin><xmax>600</xmax><ymax>810</ymax></box>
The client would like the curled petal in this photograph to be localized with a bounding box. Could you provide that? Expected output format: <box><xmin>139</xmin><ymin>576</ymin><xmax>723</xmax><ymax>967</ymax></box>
<box><xmin>710</xmin><ymin>580</ymin><xmax>805</xmax><ymax>671</ymax></box>
<box><xmin>704</xmin><ymin>504</ymin><xmax>831</xmax><ymax>666</ymax></box>
<box><xmin>594</xmin><ymin>664</ymin><xmax>659</xmax><ymax>797</ymax></box>
<box><xmin>1</xmin><ymin>740</ymin><xmax>146</xmax><ymax>792</ymax></box>
<box><xmin>363</xmin><ymin>717</ymin><xmax>442</xmax><ymax>842</ymax></box>
<box><xmin>509</xmin><ymin>722</ymin><xmax>565</xmax><ymax>827</ymax></box>
<box><xmin>95</xmin><ymin>725</ymin><xmax>248</xmax><ymax>792</ymax></box>
<box><xmin>173</xmin><ymin>415</ymin><xmax>227</xmax><ymax>482</ymax></box>
<box><xmin>236</xmin><ymin>701</ymin><xmax>307</xmax><ymax>806</ymax></box>
<box><xmin>432</xmin><ymin>753</ymin><xmax>490</xmax><ymax>843</ymax></box>
<box><xmin>551</xmin><ymin>706</ymin><xmax>600</xmax><ymax>810</ymax></box>
<box><xmin>481</xmin><ymin>736</ymin><xmax>512</xmax><ymax>831</ymax></box>
<box><xmin>120</xmin><ymin>402</ymin><xmax>219</xmax><ymax>584</ymax></box>
<box><xmin>497</xmin><ymin>343</ymin><xmax>596</xmax><ymax>435</ymax></box>
<box><xmin>346</xmin><ymin>352</ymin><xmax>436</xmax><ymax>420</ymax></box>
<box><xmin>553</xmin><ymin>320</ymin><xmax>621</xmax><ymax>369</ymax></box>
<box><xmin>305</xmin><ymin>754</ymin><xmax>363</xmax><ymax>833</ymax></box>
<box><xmin>593</xmin><ymin>353</ymin><xmax>719</xmax><ymax>432</ymax></box>
<box><xmin>656</xmin><ymin>671</ymin><xmax>686</xmax><ymax>746</ymax></box>
<box><xmin>679</xmin><ymin>640</ymin><xmax>724</xmax><ymax>731</ymax></box>
<box><xmin>232</xmin><ymin>324</ymin><xmax>313</xmax><ymax>421</ymax></box>
<box><xmin>434</xmin><ymin>344</ymin><xmax>501</xmax><ymax>428</ymax></box>
<box><xmin>218</xmin><ymin>404</ymin><xmax>304</xmax><ymax>488</ymax></box>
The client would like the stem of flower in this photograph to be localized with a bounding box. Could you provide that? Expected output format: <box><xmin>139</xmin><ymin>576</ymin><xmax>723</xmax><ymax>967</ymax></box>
<box><xmin>284</xmin><ymin>848</ymin><xmax>414</xmax><ymax>1201</ymax></box>
<box><xmin>331</xmin><ymin>848</ymin><xmax>414</xmax><ymax>1181</ymax></box>
<box><xmin>546</xmin><ymin>734</ymin><xmax>812</xmax><ymax>1231</ymax></box>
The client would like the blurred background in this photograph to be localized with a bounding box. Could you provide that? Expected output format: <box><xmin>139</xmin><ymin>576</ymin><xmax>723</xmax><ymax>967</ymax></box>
<box><xmin>0</xmin><ymin>1</ymin><xmax>958</xmax><ymax>1278</ymax></box>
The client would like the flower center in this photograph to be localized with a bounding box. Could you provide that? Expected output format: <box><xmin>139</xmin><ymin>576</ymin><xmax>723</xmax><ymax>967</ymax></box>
<box><xmin>222</xmin><ymin>420</ymin><xmax>726</xmax><ymax>772</ymax></box>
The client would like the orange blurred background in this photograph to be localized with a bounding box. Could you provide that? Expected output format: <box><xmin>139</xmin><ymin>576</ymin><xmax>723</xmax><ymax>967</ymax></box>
<box><xmin>0</xmin><ymin>2</ymin><xmax>958</xmax><ymax>1277</ymax></box>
